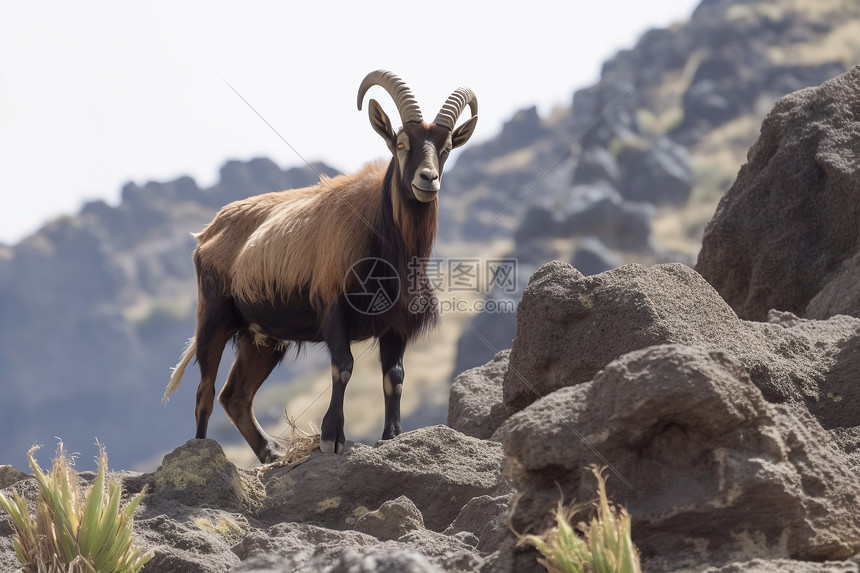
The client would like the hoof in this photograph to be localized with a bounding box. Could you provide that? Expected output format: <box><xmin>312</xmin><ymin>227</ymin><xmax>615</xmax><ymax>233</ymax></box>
<box><xmin>319</xmin><ymin>439</ymin><xmax>344</xmax><ymax>454</ymax></box>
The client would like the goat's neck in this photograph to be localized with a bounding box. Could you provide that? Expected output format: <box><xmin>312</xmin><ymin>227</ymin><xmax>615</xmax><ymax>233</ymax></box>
<box><xmin>383</xmin><ymin>160</ymin><xmax>438</xmax><ymax>263</ymax></box>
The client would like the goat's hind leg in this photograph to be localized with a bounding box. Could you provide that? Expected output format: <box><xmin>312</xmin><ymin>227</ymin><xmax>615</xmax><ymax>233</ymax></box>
<box><xmin>194</xmin><ymin>274</ymin><xmax>233</xmax><ymax>439</ymax></box>
<box><xmin>219</xmin><ymin>330</ymin><xmax>286</xmax><ymax>463</ymax></box>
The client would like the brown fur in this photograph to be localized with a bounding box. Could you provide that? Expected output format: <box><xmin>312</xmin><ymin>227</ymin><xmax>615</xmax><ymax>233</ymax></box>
<box><xmin>196</xmin><ymin>161</ymin><xmax>388</xmax><ymax>310</ymax></box>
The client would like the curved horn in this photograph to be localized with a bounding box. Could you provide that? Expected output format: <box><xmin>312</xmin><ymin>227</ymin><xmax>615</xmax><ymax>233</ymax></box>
<box><xmin>434</xmin><ymin>87</ymin><xmax>478</xmax><ymax>130</ymax></box>
<box><xmin>356</xmin><ymin>70</ymin><xmax>423</xmax><ymax>125</ymax></box>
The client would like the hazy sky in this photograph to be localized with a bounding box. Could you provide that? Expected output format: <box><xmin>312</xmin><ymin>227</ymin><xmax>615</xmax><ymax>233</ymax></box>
<box><xmin>0</xmin><ymin>0</ymin><xmax>699</xmax><ymax>245</ymax></box>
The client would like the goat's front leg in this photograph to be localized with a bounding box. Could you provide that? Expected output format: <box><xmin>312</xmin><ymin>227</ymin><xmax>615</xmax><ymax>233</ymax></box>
<box><xmin>379</xmin><ymin>330</ymin><xmax>406</xmax><ymax>440</ymax></box>
<box><xmin>321</xmin><ymin>303</ymin><xmax>353</xmax><ymax>454</ymax></box>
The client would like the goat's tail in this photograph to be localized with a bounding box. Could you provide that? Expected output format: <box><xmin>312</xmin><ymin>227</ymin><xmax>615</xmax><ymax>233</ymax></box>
<box><xmin>163</xmin><ymin>336</ymin><xmax>197</xmax><ymax>404</ymax></box>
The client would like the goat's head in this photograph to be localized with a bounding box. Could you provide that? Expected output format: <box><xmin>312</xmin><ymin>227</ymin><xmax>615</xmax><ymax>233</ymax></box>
<box><xmin>357</xmin><ymin>70</ymin><xmax>478</xmax><ymax>203</ymax></box>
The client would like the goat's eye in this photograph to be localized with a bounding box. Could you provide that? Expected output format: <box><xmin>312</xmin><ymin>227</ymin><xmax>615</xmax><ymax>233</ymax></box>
<box><xmin>397</xmin><ymin>142</ymin><xmax>406</xmax><ymax>150</ymax></box>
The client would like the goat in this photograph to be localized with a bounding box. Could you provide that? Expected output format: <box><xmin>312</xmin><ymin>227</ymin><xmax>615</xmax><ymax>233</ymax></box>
<box><xmin>163</xmin><ymin>70</ymin><xmax>478</xmax><ymax>462</ymax></box>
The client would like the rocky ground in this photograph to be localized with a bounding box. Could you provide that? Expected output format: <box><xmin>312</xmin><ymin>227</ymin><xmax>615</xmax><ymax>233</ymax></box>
<box><xmin>6</xmin><ymin>259</ymin><xmax>860</xmax><ymax>571</ymax></box>
<box><xmin>3</xmin><ymin>32</ymin><xmax>860</xmax><ymax>573</ymax></box>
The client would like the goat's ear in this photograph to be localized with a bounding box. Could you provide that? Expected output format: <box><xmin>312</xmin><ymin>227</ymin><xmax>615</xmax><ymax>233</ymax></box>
<box><xmin>368</xmin><ymin>99</ymin><xmax>397</xmax><ymax>151</ymax></box>
<box><xmin>451</xmin><ymin>115</ymin><xmax>478</xmax><ymax>149</ymax></box>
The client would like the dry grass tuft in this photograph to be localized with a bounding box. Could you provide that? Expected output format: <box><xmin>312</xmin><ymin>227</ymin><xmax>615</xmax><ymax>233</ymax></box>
<box><xmin>518</xmin><ymin>465</ymin><xmax>641</xmax><ymax>573</ymax></box>
<box><xmin>275</xmin><ymin>415</ymin><xmax>322</xmax><ymax>468</ymax></box>
<box><xmin>0</xmin><ymin>442</ymin><xmax>152</xmax><ymax>573</ymax></box>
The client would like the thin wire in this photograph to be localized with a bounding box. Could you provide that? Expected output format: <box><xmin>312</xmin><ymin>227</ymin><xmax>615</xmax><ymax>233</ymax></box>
<box><xmin>466</xmin><ymin>323</ymin><xmax>637</xmax><ymax>494</ymax></box>
<box><xmin>221</xmin><ymin>77</ymin><xmax>392</xmax><ymax>249</ymax></box>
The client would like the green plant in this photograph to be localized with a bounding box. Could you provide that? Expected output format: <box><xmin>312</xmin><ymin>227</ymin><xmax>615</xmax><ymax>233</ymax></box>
<box><xmin>519</xmin><ymin>466</ymin><xmax>641</xmax><ymax>573</ymax></box>
<box><xmin>0</xmin><ymin>443</ymin><xmax>153</xmax><ymax>573</ymax></box>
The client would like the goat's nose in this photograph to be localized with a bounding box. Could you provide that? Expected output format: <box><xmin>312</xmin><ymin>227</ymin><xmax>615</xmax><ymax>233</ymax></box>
<box><xmin>420</xmin><ymin>168</ymin><xmax>439</xmax><ymax>182</ymax></box>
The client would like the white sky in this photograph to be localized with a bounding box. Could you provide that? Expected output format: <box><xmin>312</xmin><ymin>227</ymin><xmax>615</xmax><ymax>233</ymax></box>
<box><xmin>0</xmin><ymin>0</ymin><xmax>699</xmax><ymax>245</ymax></box>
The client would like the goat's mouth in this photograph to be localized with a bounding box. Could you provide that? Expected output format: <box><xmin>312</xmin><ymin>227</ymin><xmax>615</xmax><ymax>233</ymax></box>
<box><xmin>411</xmin><ymin>185</ymin><xmax>438</xmax><ymax>203</ymax></box>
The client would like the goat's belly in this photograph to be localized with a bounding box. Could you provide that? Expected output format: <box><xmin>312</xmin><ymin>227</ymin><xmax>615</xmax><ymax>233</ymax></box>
<box><xmin>235</xmin><ymin>298</ymin><xmax>323</xmax><ymax>343</ymax></box>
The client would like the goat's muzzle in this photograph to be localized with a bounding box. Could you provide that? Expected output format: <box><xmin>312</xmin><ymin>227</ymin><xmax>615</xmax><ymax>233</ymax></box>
<box><xmin>412</xmin><ymin>167</ymin><xmax>440</xmax><ymax>202</ymax></box>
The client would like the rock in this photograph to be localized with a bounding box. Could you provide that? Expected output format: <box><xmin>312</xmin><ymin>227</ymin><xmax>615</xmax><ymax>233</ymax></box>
<box><xmin>512</xmin><ymin>182</ymin><xmax>655</xmax><ymax>255</ymax></box>
<box><xmin>504</xmin><ymin>261</ymin><xmax>860</xmax><ymax>431</ymax></box>
<box><xmin>151</xmin><ymin>439</ymin><xmax>262</xmax><ymax>512</ymax></box>
<box><xmin>233</xmin><ymin>525</ymin><xmax>482</xmax><ymax>573</ymax></box>
<box><xmin>697</xmin><ymin>67</ymin><xmax>860</xmax><ymax>321</ymax></box>
<box><xmin>353</xmin><ymin>495</ymin><xmax>425</xmax><ymax>541</ymax></box>
<box><xmin>0</xmin><ymin>466</ymin><xmax>28</xmax><ymax>490</ymax></box>
<box><xmin>513</xmin><ymin>206</ymin><xmax>556</xmax><ymax>243</ymax></box>
<box><xmin>617</xmin><ymin>136</ymin><xmax>693</xmax><ymax>206</ymax></box>
<box><xmin>478</xmin><ymin>536</ymin><xmax>546</xmax><ymax>573</ymax></box>
<box><xmin>0</xmin><ymin>426</ymin><xmax>504</xmax><ymax>572</ymax></box>
<box><xmin>323</xmin><ymin>549</ymin><xmax>443</xmax><ymax>573</ymax></box>
<box><xmin>443</xmin><ymin>494</ymin><xmax>513</xmax><ymax>553</ymax></box>
<box><xmin>234</xmin><ymin>549</ymin><xmax>443</xmax><ymax>573</ymax></box>
<box><xmin>0</xmin><ymin>537</ymin><xmax>15</xmax><ymax>573</ymax></box>
<box><xmin>704</xmin><ymin>559</ymin><xmax>860</xmax><ymax>573</ymax></box>
<box><xmin>681</xmin><ymin>72</ymin><xmax>738</xmax><ymax>131</ymax></box>
<box><xmin>134</xmin><ymin>513</ymin><xmax>243</xmax><ymax>572</ymax></box>
<box><xmin>448</xmin><ymin>351</ymin><xmax>512</xmax><ymax>440</ymax></box>
<box><xmin>557</xmin><ymin>183</ymin><xmax>655</xmax><ymax>253</ymax></box>
<box><xmin>259</xmin><ymin>425</ymin><xmax>509</xmax><ymax>532</ymax></box>
<box><xmin>495</xmin><ymin>106</ymin><xmax>549</xmax><ymax>150</ymax></box>
<box><xmin>503</xmin><ymin>344</ymin><xmax>860</xmax><ymax>567</ymax></box>
<box><xmin>805</xmin><ymin>253</ymin><xmax>860</xmax><ymax>319</ymax></box>
<box><xmin>232</xmin><ymin>522</ymin><xmax>379</xmax><ymax>568</ymax></box>
<box><xmin>830</xmin><ymin>427</ymin><xmax>860</xmax><ymax>476</ymax></box>
<box><xmin>571</xmin><ymin>146</ymin><xmax>622</xmax><ymax>187</ymax></box>
<box><xmin>388</xmin><ymin>529</ymin><xmax>484</xmax><ymax>573</ymax></box>
<box><xmin>570</xmin><ymin>236</ymin><xmax>622</xmax><ymax>276</ymax></box>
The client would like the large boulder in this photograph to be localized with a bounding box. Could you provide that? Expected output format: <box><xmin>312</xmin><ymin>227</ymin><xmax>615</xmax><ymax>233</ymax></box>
<box><xmin>503</xmin><ymin>344</ymin><xmax>860</xmax><ymax>568</ymax></box>
<box><xmin>697</xmin><ymin>66</ymin><xmax>860</xmax><ymax>321</ymax></box>
<box><xmin>504</xmin><ymin>261</ymin><xmax>860</xmax><ymax>431</ymax></box>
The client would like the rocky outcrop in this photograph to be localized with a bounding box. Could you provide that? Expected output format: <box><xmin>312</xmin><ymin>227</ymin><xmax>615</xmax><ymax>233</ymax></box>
<box><xmin>616</xmin><ymin>136</ymin><xmax>692</xmax><ymax>206</ymax></box>
<box><xmin>697</xmin><ymin>67</ymin><xmax>860</xmax><ymax>321</ymax></box>
<box><xmin>1</xmin><ymin>426</ymin><xmax>511</xmax><ymax>572</ymax></box>
<box><xmin>257</xmin><ymin>425</ymin><xmax>509</xmax><ymax>532</ymax></box>
<box><xmin>451</xmin><ymin>0</ymin><xmax>859</xmax><ymax>378</ymax></box>
<box><xmin>504</xmin><ymin>261</ymin><xmax>860</xmax><ymax>431</ymax></box>
<box><xmin>503</xmin><ymin>344</ymin><xmax>860</xmax><ymax>568</ymax></box>
<box><xmin>6</xmin><ymin>254</ymin><xmax>860</xmax><ymax>570</ymax></box>
<box><xmin>455</xmin><ymin>259</ymin><xmax>860</xmax><ymax>569</ymax></box>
